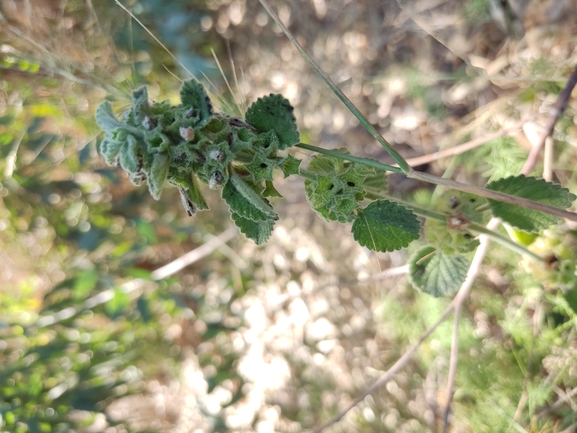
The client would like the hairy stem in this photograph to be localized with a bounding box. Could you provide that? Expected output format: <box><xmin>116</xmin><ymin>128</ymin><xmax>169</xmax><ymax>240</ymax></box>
<box><xmin>296</xmin><ymin>143</ymin><xmax>577</xmax><ymax>223</ymax></box>
<box><xmin>295</xmin><ymin>143</ymin><xmax>403</xmax><ymax>174</ymax></box>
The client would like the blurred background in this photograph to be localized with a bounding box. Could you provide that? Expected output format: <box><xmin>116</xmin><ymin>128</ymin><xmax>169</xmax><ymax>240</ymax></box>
<box><xmin>1</xmin><ymin>0</ymin><xmax>577</xmax><ymax>432</ymax></box>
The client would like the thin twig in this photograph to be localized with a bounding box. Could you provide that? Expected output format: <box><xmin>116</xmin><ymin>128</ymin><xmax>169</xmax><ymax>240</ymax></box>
<box><xmin>441</xmin><ymin>217</ymin><xmax>500</xmax><ymax>432</ymax></box>
<box><xmin>543</xmin><ymin>137</ymin><xmax>553</xmax><ymax>181</ymax></box>
<box><xmin>151</xmin><ymin>227</ymin><xmax>237</xmax><ymax>280</ymax></box>
<box><xmin>521</xmin><ymin>64</ymin><xmax>577</xmax><ymax>175</ymax></box>
<box><xmin>404</xmin><ymin>117</ymin><xmax>532</xmax><ymax>167</ymax></box>
<box><xmin>34</xmin><ymin>227</ymin><xmax>237</xmax><ymax>328</ymax></box>
<box><xmin>311</xmin><ymin>300</ymin><xmax>456</xmax><ymax>433</ymax></box>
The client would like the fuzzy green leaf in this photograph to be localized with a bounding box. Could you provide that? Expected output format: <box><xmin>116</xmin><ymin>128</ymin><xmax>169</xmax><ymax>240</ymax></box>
<box><xmin>230</xmin><ymin>212</ymin><xmax>275</xmax><ymax>244</ymax></box>
<box><xmin>118</xmin><ymin>135</ymin><xmax>143</xmax><ymax>173</ymax></box>
<box><xmin>487</xmin><ymin>175</ymin><xmax>576</xmax><ymax>232</ymax></box>
<box><xmin>100</xmin><ymin>134</ymin><xmax>123</xmax><ymax>166</ymax></box>
<box><xmin>352</xmin><ymin>200</ymin><xmax>420</xmax><ymax>252</ymax></box>
<box><xmin>408</xmin><ymin>246</ymin><xmax>469</xmax><ymax>297</ymax></box>
<box><xmin>230</xmin><ymin>174</ymin><xmax>277</xmax><ymax>219</ymax></box>
<box><xmin>278</xmin><ymin>154</ymin><xmax>301</xmax><ymax>178</ymax></box>
<box><xmin>96</xmin><ymin>101</ymin><xmax>124</xmax><ymax>133</ymax></box>
<box><xmin>247</xmin><ymin>153</ymin><xmax>275</xmax><ymax>182</ymax></box>
<box><xmin>245</xmin><ymin>94</ymin><xmax>299</xmax><ymax>149</ymax></box>
<box><xmin>363</xmin><ymin>171</ymin><xmax>388</xmax><ymax>196</ymax></box>
<box><xmin>304</xmin><ymin>151</ymin><xmax>370</xmax><ymax>223</ymax></box>
<box><xmin>147</xmin><ymin>153</ymin><xmax>169</xmax><ymax>200</ymax></box>
<box><xmin>185</xmin><ymin>173</ymin><xmax>209</xmax><ymax>211</ymax></box>
<box><xmin>263</xmin><ymin>181</ymin><xmax>283</xmax><ymax>198</ymax></box>
<box><xmin>222</xmin><ymin>177</ymin><xmax>277</xmax><ymax>222</ymax></box>
<box><xmin>130</xmin><ymin>86</ymin><xmax>150</xmax><ymax>123</ymax></box>
<box><xmin>171</xmin><ymin>173</ymin><xmax>210</xmax><ymax>213</ymax></box>
<box><xmin>180</xmin><ymin>79</ymin><xmax>213</xmax><ymax>126</ymax></box>
<box><xmin>306</xmin><ymin>173</ymin><xmax>360</xmax><ymax>223</ymax></box>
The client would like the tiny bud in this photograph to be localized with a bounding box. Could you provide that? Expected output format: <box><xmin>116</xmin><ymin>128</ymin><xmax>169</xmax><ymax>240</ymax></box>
<box><xmin>209</xmin><ymin>171</ymin><xmax>224</xmax><ymax>189</ymax></box>
<box><xmin>179</xmin><ymin>187</ymin><xmax>196</xmax><ymax>216</ymax></box>
<box><xmin>142</xmin><ymin>116</ymin><xmax>157</xmax><ymax>131</ymax></box>
<box><xmin>180</xmin><ymin>126</ymin><xmax>195</xmax><ymax>141</ymax></box>
<box><xmin>209</xmin><ymin>149</ymin><xmax>225</xmax><ymax>161</ymax></box>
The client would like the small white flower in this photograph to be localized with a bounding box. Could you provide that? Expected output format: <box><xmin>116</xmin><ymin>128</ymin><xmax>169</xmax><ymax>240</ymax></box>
<box><xmin>180</xmin><ymin>126</ymin><xmax>195</xmax><ymax>141</ymax></box>
<box><xmin>209</xmin><ymin>149</ymin><xmax>225</xmax><ymax>161</ymax></box>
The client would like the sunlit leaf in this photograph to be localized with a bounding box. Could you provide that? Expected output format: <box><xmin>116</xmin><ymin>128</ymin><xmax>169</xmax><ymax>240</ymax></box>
<box><xmin>408</xmin><ymin>246</ymin><xmax>469</xmax><ymax>297</ymax></box>
<box><xmin>245</xmin><ymin>94</ymin><xmax>299</xmax><ymax>149</ymax></box>
<box><xmin>352</xmin><ymin>200</ymin><xmax>420</xmax><ymax>252</ymax></box>
<box><xmin>487</xmin><ymin>175</ymin><xmax>576</xmax><ymax>232</ymax></box>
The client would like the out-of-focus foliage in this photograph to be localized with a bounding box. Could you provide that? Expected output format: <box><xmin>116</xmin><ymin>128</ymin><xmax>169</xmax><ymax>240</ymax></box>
<box><xmin>0</xmin><ymin>0</ymin><xmax>238</xmax><ymax>430</ymax></box>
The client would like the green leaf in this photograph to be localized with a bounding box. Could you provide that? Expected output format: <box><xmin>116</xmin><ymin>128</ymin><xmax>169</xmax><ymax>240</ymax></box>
<box><xmin>73</xmin><ymin>270</ymin><xmax>99</xmax><ymax>298</ymax></box>
<box><xmin>408</xmin><ymin>246</ymin><xmax>470</xmax><ymax>297</ymax></box>
<box><xmin>230</xmin><ymin>212</ymin><xmax>275</xmax><ymax>244</ymax></box>
<box><xmin>147</xmin><ymin>153</ymin><xmax>170</xmax><ymax>200</ymax></box>
<box><xmin>180</xmin><ymin>80</ymin><xmax>213</xmax><ymax>126</ymax></box>
<box><xmin>351</xmin><ymin>199</ymin><xmax>420</xmax><ymax>252</ymax></box>
<box><xmin>304</xmin><ymin>150</ymin><xmax>370</xmax><ymax>223</ymax></box>
<box><xmin>245</xmin><ymin>94</ymin><xmax>300</xmax><ymax>149</ymax></box>
<box><xmin>130</xmin><ymin>86</ymin><xmax>150</xmax><ymax>123</ymax></box>
<box><xmin>278</xmin><ymin>154</ymin><xmax>301</xmax><ymax>178</ymax></box>
<box><xmin>229</xmin><ymin>174</ymin><xmax>277</xmax><ymax>219</ymax></box>
<box><xmin>247</xmin><ymin>153</ymin><xmax>275</xmax><ymax>182</ymax></box>
<box><xmin>263</xmin><ymin>180</ymin><xmax>283</xmax><ymax>198</ymax></box>
<box><xmin>184</xmin><ymin>173</ymin><xmax>209</xmax><ymax>211</ymax></box>
<box><xmin>306</xmin><ymin>173</ymin><xmax>360</xmax><ymax>223</ymax></box>
<box><xmin>100</xmin><ymin>135</ymin><xmax>123</xmax><ymax>166</ymax></box>
<box><xmin>95</xmin><ymin>101</ymin><xmax>124</xmax><ymax>133</ymax></box>
<box><xmin>362</xmin><ymin>171</ymin><xmax>388</xmax><ymax>196</ymax></box>
<box><xmin>222</xmin><ymin>177</ymin><xmax>277</xmax><ymax>222</ymax></box>
<box><xmin>118</xmin><ymin>135</ymin><xmax>143</xmax><ymax>173</ymax></box>
<box><xmin>487</xmin><ymin>175</ymin><xmax>576</xmax><ymax>232</ymax></box>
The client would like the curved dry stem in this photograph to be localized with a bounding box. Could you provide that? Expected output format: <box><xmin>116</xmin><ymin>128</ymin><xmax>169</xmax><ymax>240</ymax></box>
<box><xmin>404</xmin><ymin>117</ymin><xmax>532</xmax><ymax>167</ymax></box>
<box><xmin>440</xmin><ymin>217</ymin><xmax>499</xmax><ymax>432</ymax></box>
<box><xmin>521</xmin><ymin>64</ymin><xmax>577</xmax><ymax>175</ymax></box>
<box><xmin>311</xmin><ymin>300</ymin><xmax>456</xmax><ymax>433</ymax></box>
<box><xmin>34</xmin><ymin>227</ymin><xmax>237</xmax><ymax>328</ymax></box>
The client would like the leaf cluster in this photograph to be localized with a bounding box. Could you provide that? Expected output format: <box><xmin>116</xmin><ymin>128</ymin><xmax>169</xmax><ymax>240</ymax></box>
<box><xmin>96</xmin><ymin>80</ymin><xmax>301</xmax><ymax>244</ymax></box>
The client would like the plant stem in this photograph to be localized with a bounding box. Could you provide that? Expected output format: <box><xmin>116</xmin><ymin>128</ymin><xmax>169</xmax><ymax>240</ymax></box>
<box><xmin>390</xmin><ymin>199</ymin><xmax>545</xmax><ymax>262</ymax></box>
<box><xmin>259</xmin><ymin>0</ymin><xmax>411</xmax><ymax>174</ymax></box>
<box><xmin>297</xmin><ymin>167</ymin><xmax>317</xmax><ymax>181</ymax></box>
<box><xmin>295</xmin><ymin>142</ymin><xmax>577</xmax><ymax>222</ymax></box>
<box><xmin>295</xmin><ymin>143</ymin><xmax>404</xmax><ymax>174</ymax></box>
<box><xmin>467</xmin><ymin>223</ymin><xmax>544</xmax><ymax>262</ymax></box>
<box><xmin>408</xmin><ymin>171</ymin><xmax>577</xmax><ymax>222</ymax></box>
